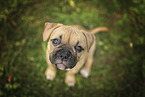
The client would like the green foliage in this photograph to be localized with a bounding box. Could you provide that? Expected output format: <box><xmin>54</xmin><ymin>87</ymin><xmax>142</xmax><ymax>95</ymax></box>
<box><xmin>0</xmin><ymin>0</ymin><xmax>144</xmax><ymax>97</ymax></box>
<box><xmin>0</xmin><ymin>0</ymin><xmax>41</xmax><ymax>25</ymax></box>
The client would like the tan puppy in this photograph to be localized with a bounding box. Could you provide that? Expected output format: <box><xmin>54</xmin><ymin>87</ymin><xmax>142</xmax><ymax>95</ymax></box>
<box><xmin>43</xmin><ymin>22</ymin><xmax>108</xmax><ymax>86</ymax></box>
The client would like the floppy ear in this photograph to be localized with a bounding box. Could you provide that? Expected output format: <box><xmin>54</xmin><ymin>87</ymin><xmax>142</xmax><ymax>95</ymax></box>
<box><xmin>82</xmin><ymin>30</ymin><xmax>94</xmax><ymax>52</ymax></box>
<box><xmin>43</xmin><ymin>22</ymin><xmax>63</xmax><ymax>41</ymax></box>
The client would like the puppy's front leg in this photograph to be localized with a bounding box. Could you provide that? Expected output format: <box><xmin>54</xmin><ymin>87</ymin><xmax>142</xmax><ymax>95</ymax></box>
<box><xmin>65</xmin><ymin>72</ymin><xmax>76</xmax><ymax>87</ymax></box>
<box><xmin>65</xmin><ymin>57</ymin><xmax>86</xmax><ymax>87</ymax></box>
<box><xmin>45</xmin><ymin>50</ymin><xmax>56</xmax><ymax>80</ymax></box>
<box><xmin>45</xmin><ymin>64</ymin><xmax>56</xmax><ymax>80</ymax></box>
<box><xmin>80</xmin><ymin>41</ymin><xmax>96</xmax><ymax>78</ymax></box>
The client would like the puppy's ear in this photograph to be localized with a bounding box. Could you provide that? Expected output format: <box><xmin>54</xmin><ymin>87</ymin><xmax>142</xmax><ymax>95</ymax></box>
<box><xmin>43</xmin><ymin>22</ymin><xmax>63</xmax><ymax>41</ymax></box>
<box><xmin>82</xmin><ymin>30</ymin><xmax>94</xmax><ymax>52</ymax></box>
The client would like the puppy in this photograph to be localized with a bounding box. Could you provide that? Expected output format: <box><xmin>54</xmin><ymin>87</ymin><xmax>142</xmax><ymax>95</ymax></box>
<box><xmin>43</xmin><ymin>22</ymin><xmax>108</xmax><ymax>86</ymax></box>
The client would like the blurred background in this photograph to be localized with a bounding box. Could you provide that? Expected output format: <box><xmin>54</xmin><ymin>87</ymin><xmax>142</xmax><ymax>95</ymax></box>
<box><xmin>0</xmin><ymin>0</ymin><xmax>144</xmax><ymax>97</ymax></box>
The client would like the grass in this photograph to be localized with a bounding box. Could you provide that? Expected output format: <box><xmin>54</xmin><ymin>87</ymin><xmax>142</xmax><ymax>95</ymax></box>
<box><xmin>0</xmin><ymin>0</ymin><xmax>144</xmax><ymax>97</ymax></box>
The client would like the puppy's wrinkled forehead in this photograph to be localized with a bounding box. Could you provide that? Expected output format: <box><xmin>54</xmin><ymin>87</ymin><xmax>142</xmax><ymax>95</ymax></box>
<box><xmin>50</xmin><ymin>26</ymin><xmax>87</xmax><ymax>47</ymax></box>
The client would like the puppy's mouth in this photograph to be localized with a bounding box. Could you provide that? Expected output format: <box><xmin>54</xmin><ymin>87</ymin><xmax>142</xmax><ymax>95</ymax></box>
<box><xmin>50</xmin><ymin>46</ymin><xmax>77</xmax><ymax>70</ymax></box>
<box><xmin>55</xmin><ymin>64</ymin><xmax>71</xmax><ymax>70</ymax></box>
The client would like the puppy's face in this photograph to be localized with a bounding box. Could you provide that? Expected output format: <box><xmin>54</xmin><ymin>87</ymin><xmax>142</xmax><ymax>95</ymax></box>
<box><xmin>48</xmin><ymin>26</ymin><xmax>88</xmax><ymax>70</ymax></box>
<box><xmin>43</xmin><ymin>23</ymin><xmax>93</xmax><ymax>70</ymax></box>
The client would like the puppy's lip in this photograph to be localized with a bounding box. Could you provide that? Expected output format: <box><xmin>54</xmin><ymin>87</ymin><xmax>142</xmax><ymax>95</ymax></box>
<box><xmin>56</xmin><ymin>64</ymin><xmax>66</xmax><ymax>70</ymax></box>
<box><xmin>55</xmin><ymin>64</ymin><xmax>72</xmax><ymax>70</ymax></box>
<box><xmin>65</xmin><ymin>68</ymin><xmax>71</xmax><ymax>71</ymax></box>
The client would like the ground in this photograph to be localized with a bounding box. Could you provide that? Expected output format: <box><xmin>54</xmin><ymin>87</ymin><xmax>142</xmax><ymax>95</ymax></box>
<box><xmin>0</xmin><ymin>0</ymin><xmax>144</xmax><ymax>97</ymax></box>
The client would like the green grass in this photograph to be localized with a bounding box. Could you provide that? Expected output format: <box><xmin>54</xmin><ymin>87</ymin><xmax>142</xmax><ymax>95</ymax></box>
<box><xmin>0</xmin><ymin>0</ymin><xmax>144</xmax><ymax>97</ymax></box>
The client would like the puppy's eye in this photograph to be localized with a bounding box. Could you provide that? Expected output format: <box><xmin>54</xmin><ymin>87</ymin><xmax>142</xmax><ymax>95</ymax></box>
<box><xmin>75</xmin><ymin>46</ymin><xmax>84</xmax><ymax>53</ymax></box>
<box><xmin>51</xmin><ymin>39</ymin><xmax>61</xmax><ymax>46</ymax></box>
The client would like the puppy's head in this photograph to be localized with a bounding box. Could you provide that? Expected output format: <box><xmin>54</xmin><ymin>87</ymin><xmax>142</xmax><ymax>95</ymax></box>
<box><xmin>43</xmin><ymin>22</ymin><xmax>94</xmax><ymax>70</ymax></box>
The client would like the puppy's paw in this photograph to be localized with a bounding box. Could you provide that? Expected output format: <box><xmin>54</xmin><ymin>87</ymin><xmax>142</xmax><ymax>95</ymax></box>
<box><xmin>80</xmin><ymin>69</ymin><xmax>89</xmax><ymax>78</ymax></box>
<box><xmin>67</xmin><ymin>82</ymin><xmax>75</xmax><ymax>87</ymax></box>
<box><xmin>65</xmin><ymin>74</ymin><xmax>76</xmax><ymax>87</ymax></box>
<box><xmin>45</xmin><ymin>68</ymin><xmax>56</xmax><ymax>80</ymax></box>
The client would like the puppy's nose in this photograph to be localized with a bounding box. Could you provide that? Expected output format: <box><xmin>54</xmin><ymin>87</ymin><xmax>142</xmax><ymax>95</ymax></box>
<box><xmin>57</xmin><ymin>50</ymin><xmax>71</xmax><ymax>61</ymax></box>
